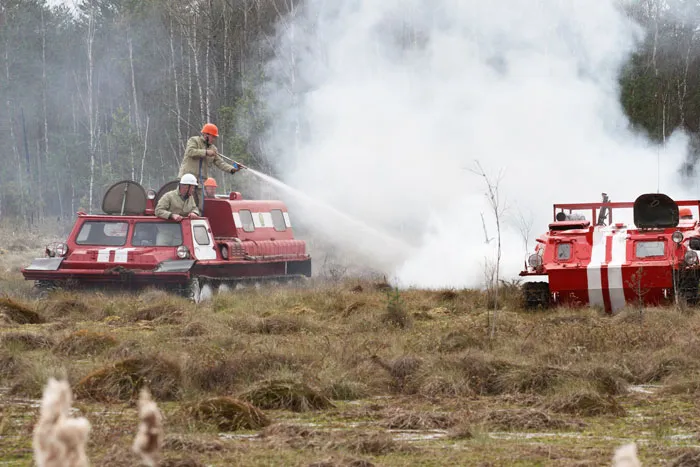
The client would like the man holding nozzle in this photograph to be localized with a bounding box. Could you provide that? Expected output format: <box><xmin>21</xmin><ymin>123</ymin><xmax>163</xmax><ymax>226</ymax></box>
<box><xmin>178</xmin><ymin>123</ymin><xmax>243</xmax><ymax>201</ymax></box>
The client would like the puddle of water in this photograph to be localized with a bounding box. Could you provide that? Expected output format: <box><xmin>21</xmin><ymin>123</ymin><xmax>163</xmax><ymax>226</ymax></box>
<box><xmin>629</xmin><ymin>385</ymin><xmax>661</xmax><ymax>394</ymax></box>
<box><xmin>219</xmin><ymin>433</ymin><xmax>260</xmax><ymax>441</ymax></box>
<box><xmin>390</xmin><ymin>429</ymin><xmax>448</xmax><ymax>441</ymax></box>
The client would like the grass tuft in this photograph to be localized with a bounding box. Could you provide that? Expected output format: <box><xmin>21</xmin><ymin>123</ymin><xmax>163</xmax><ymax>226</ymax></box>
<box><xmin>0</xmin><ymin>297</ymin><xmax>43</xmax><ymax>324</ymax></box>
<box><xmin>478</xmin><ymin>408</ymin><xmax>587</xmax><ymax>431</ymax></box>
<box><xmin>239</xmin><ymin>379</ymin><xmax>335</xmax><ymax>412</ymax></box>
<box><xmin>381</xmin><ymin>408</ymin><xmax>457</xmax><ymax>430</ymax></box>
<box><xmin>75</xmin><ymin>356</ymin><xmax>182</xmax><ymax>402</ymax></box>
<box><xmin>543</xmin><ymin>383</ymin><xmax>626</xmax><ymax>416</ymax></box>
<box><xmin>42</xmin><ymin>295</ymin><xmax>94</xmax><ymax>318</ymax></box>
<box><xmin>52</xmin><ymin>330</ymin><xmax>118</xmax><ymax>356</ymax></box>
<box><xmin>1</xmin><ymin>332</ymin><xmax>54</xmax><ymax>350</ymax></box>
<box><xmin>186</xmin><ymin>396</ymin><xmax>270</xmax><ymax>431</ymax></box>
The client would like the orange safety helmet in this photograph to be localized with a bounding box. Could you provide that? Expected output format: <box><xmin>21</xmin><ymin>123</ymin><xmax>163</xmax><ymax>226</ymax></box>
<box><xmin>680</xmin><ymin>207</ymin><xmax>693</xmax><ymax>218</ymax></box>
<box><xmin>204</xmin><ymin>177</ymin><xmax>217</xmax><ymax>187</ymax></box>
<box><xmin>201</xmin><ymin>123</ymin><xmax>219</xmax><ymax>137</ymax></box>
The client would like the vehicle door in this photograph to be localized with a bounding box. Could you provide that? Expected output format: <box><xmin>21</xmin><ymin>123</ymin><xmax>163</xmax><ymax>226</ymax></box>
<box><xmin>190</xmin><ymin>219</ymin><xmax>217</xmax><ymax>260</ymax></box>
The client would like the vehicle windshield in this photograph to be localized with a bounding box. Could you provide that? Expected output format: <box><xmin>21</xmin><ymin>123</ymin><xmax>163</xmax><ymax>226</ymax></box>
<box><xmin>75</xmin><ymin>221</ymin><xmax>129</xmax><ymax>246</ymax></box>
<box><xmin>132</xmin><ymin>222</ymin><xmax>183</xmax><ymax>246</ymax></box>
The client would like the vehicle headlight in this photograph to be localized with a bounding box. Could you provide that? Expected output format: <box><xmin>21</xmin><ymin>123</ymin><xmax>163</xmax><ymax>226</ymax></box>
<box><xmin>685</xmin><ymin>250</ymin><xmax>698</xmax><ymax>265</ymax></box>
<box><xmin>55</xmin><ymin>243</ymin><xmax>68</xmax><ymax>257</ymax></box>
<box><xmin>147</xmin><ymin>189</ymin><xmax>156</xmax><ymax>200</ymax></box>
<box><xmin>528</xmin><ymin>253</ymin><xmax>543</xmax><ymax>268</ymax></box>
<box><xmin>673</xmin><ymin>231</ymin><xmax>684</xmax><ymax>244</ymax></box>
<box><xmin>176</xmin><ymin>245</ymin><xmax>190</xmax><ymax>259</ymax></box>
<box><xmin>220</xmin><ymin>245</ymin><xmax>229</xmax><ymax>259</ymax></box>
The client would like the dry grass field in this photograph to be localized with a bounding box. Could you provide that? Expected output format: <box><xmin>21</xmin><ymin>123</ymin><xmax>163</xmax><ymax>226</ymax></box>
<box><xmin>1</xmin><ymin>224</ymin><xmax>700</xmax><ymax>466</ymax></box>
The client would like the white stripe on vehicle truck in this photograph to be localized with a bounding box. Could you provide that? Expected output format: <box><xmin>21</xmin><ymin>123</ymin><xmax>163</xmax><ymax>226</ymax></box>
<box><xmin>607</xmin><ymin>229</ymin><xmax>628</xmax><ymax>312</ymax></box>
<box><xmin>97</xmin><ymin>248</ymin><xmax>135</xmax><ymax>263</ymax></box>
<box><xmin>587</xmin><ymin>228</ymin><xmax>606</xmax><ymax>308</ymax></box>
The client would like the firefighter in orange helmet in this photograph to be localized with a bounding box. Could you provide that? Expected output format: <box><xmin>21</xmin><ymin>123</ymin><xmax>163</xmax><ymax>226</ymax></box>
<box><xmin>177</xmin><ymin>123</ymin><xmax>241</xmax><ymax>190</ymax></box>
<box><xmin>680</xmin><ymin>207</ymin><xmax>693</xmax><ymax>220</ymax></box>
<box><xmin>204</xmin><ymin>177</ymin><xmax>218</xmax><ymax>198</ymax></box>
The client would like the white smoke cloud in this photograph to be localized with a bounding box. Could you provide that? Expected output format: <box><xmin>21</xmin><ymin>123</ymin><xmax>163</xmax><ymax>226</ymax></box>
<box><xmin>259</xmin><ymin>0</ymin><xmax>693</xmax><ymax>288</ymax></box>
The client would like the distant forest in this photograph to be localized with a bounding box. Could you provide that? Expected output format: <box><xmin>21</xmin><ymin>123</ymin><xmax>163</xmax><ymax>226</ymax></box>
<box><xmin>0</xmin><ymin>0</ymin><xmax>696</xmax><ymax>223</ymax></box>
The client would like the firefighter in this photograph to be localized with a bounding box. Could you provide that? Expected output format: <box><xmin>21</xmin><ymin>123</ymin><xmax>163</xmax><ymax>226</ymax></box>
<box><xmin>204</xmin><ymin>177</ymin><xmax>217</xmax><ymax>198</ymax></box>
<box><xmin>178</xmin><ymin>123</ymin><xmax>241</xmax><ymax>199</ymax></box>
<box><xmin>680</xmin><ymin>207</ymin><xmax>694</xmax><ymax>220</ymax></box>
<box><xmin>155</xmin><ymin>173</ymin><xmax>201</xmax><ymax>222</ymax></box>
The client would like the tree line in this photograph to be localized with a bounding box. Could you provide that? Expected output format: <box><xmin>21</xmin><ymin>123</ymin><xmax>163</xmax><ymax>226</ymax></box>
<box><xmin>0</xmin><ymin>0</ymin><xmax>697</xmax><ymax>224</ymax></box>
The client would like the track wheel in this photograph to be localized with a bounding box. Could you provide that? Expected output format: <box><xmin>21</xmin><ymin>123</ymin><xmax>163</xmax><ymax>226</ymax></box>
<box><xmin>33</xmin><ymin>280</ymin><xmax>56</xmax><ymax>299</ymax></box>
<box><xmin>180</xmin><ymin>277</ymin><xmax>202</xmax><ymax>304</ymax></box>
<box><xmin>522</xmin><ymin>282</ymin><xmax>551</xmax><ymax>309</ymax></box>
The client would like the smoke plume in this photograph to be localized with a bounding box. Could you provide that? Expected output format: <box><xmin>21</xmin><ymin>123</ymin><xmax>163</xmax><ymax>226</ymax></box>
<box><xmin>260</xmin><ymin>0</ymin><xmax>692</xmax><ymax>288</ymax></box>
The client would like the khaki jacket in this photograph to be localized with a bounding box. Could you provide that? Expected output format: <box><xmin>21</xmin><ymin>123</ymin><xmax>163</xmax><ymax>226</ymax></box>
<box><xmin>155</xmin><ymin>189</ymin><xmax>200</xmax><ymax>220</ymax></box>
<box><xmin>178</xmin><ymin>136</ymin><xmax>235</xmax><ymax>181</ymax></box>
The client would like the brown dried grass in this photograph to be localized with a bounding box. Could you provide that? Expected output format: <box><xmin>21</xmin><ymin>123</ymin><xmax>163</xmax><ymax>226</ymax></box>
<box><xmin>52</xmin><ymin>330</ymin><xmax>118</xmax><ymax>356</ymax></box>
<box><xmin>0</xmin><ymin>297</ymin><xmax>43</xmax><ymax>324</ymax></box>
<box><xmin>186</xmin><ymin>396</ymin><xmax>270</xmax><ymax>431</ymax></box>
<box><xmin>380</xmin><ymin>408</ymin><xmax>457</xmax><ymax>430</ymax></box>
<box><xmin>1</xmin><ymin>332</ymin><xmax>54</xmax><ymax>350</ymax></box>
<box><xmin>477</xmin><ymin>408</ymin><xmax>587</xmax><ymax>431</ymax></box>
<box><xmin>75</xmin><ymin>356</ymin><xmax>182</xmax><ymax>402</ymax></box>
<box><xmin>239</xmin><ymin>379</ymin><xmax>335</xmax><ymax>412</ymax></box>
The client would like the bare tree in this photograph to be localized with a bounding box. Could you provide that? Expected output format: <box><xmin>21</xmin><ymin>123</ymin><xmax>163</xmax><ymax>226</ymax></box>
<box><xmin>470</xmin><ymin>160</ymin><xmax>507</xmax><ymax>340</ymax></box>
<box><xmin>85</xmin><ymin>0</ymin><xmax>97</xmax><ymax>213</ymax></box>
<box><xmin>511</xmin><ymin>207</ymin><xmax>534</xmax><ymax>258</ymax></box>
<box><xmin>169</xmin><ymin>17</ymin><xmax>183</xmax><ymax>149</ymax></box>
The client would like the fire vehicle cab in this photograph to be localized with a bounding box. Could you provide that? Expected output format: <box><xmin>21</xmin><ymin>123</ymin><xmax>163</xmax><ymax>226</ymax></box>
<box><xmin>22</xmin><ymin>180</ymin><xmax>312</xmax><ymax>301</ymax></box>
<box><xmin>520</xmin><ymin>193</ymin><xmax>700</xmax><ymax>313</ymax></box>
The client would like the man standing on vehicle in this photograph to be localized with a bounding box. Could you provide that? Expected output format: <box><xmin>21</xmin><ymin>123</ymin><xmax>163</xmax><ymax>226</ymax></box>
<box><xmin>155</xmin><ymin>174</ymin><xmax>200</xmax><ymax>222</ymax></box>
<box><xmin>178</xmin><ymin>123</ymin><xmax>241</xmax><ymax>201</ymax></box>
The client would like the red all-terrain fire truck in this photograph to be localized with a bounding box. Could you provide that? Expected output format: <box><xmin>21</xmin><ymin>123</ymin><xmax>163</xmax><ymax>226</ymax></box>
<box><xmin>21</xmin><ymin>180</ymin><xmax>312</xmax><ymax>301</ymax></box>
<box><xmin>520</xmin><ymin>193</ymin><xmax>700</xmax><ymax>313</ymax></box>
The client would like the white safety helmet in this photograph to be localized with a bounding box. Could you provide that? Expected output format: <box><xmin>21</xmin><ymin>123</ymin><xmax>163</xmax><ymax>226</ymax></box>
<box><xmin>180</xmin><ymin>173</ymin><xmax>198</xmax><ymax>186</ymax></box>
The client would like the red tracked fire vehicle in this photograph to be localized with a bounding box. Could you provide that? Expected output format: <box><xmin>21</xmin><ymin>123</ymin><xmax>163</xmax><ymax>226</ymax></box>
<box><xmin>21</xmin><ymin>180</ymin><xmax>312</xmax><ymax>301</ymax></box>
<box><xmin>520</xmin><ymin>193</ymin><xmax>700</xmax><ymax>313</ymax></box>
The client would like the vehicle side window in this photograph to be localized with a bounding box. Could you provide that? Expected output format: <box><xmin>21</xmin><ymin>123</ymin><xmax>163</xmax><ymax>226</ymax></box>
<box><xmin>556</xmin><ymin>243</ymin><xmax>571</xmax><ymax>261</ymax></box>
<box><xmin>133</xmin><ymin>222</ymin><xmax>182</xmax><ymax>247</ymax></box>
<box><xmin>193</xmin><ymin>225</ymin><xmax>210</xmax><ymax>245</ymax></box>
<box><xmin>239</xmin><ymin>210</ymin><xmax>255</xmax><ymax>232</ymax></box>
<box><xmin>271</xmin><ymin>209</ymin><xmax>286</xmax><ymax>232</ymax></box>
<box><xmin>76</xmin><ymin>221</ymin><xmax>128</xmax><ymax>246</ymax></box>
<box><xmin>636</xmin><ymin>241</ymin><xmax>665</xmax><ymax>258</ymax></box>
